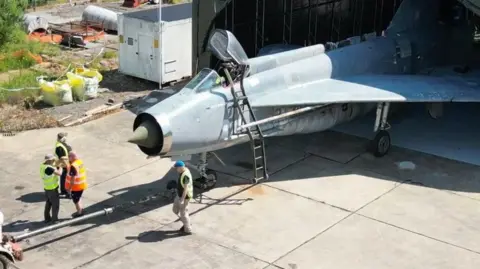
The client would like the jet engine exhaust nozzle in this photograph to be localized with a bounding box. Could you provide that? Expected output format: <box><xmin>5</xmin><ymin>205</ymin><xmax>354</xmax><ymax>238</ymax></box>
<box><xmin>128</xmin><ymin>113</ymin><xmax>168</xmax><ymax>156</ymax></box>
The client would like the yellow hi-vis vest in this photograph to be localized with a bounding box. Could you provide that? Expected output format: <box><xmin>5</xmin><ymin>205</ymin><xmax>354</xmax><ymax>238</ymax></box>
<box><xmin>40</xmin><ymin>164</ymin><xmax>59</xmax><ymax>190</ymax></box>
<box><xmin>55</xmin><ymin>141</ymin><xmax>69</xmax><ymax>159</ymax></box>
<box><xmin>66</xmin><ymin>159</ymin><xmax>87</xmax><ymax>191</ymax></box>
<box><xmin>179</xmin><ymin>169</ymin><xmax>193</xmax><ymax>199</ymax></box>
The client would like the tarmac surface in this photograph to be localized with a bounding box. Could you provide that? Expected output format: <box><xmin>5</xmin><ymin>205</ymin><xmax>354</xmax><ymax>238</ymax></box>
<box><xmin>1</xmin><ymin>109</ymin><xmax>480</xmax><ymax>269</ymax></box>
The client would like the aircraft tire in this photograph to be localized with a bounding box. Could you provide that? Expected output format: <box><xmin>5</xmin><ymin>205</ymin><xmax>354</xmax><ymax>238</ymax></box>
<box><xmin>203</xmin><ymin>169</ymin><xmax>217</xmax><ymax>190</ymax></box>
<box><xmin>371</xmin><ymin>130</ymin><xmax>391</xmax><ymax>157</ymax></box>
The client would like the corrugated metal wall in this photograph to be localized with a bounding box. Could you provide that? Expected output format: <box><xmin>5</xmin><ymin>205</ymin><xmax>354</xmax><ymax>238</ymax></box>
<box><xmin>192</xmin><ymin>0</ymin><xmax>403</xmax><ymax>72</ymax></box>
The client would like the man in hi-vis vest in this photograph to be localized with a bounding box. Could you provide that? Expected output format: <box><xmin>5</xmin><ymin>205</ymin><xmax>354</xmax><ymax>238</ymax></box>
<box><xmin>54</xmin><ymin>132</ymin><xmax>72</xmax><ymax>198</ymax></box>
<box><xmin>41</xmin><ymin>154</ymin><xmax>63</xmax><ymax>223</ymax></box>
<box><xmin>172</xmin><ymin>161</ymin><xmax>193</xmax><ymax>234</ymax></box>
<box><xmin>66</xmin><ymin>151</ymin><xmax>87</xmax><ymax>218</ymax></box>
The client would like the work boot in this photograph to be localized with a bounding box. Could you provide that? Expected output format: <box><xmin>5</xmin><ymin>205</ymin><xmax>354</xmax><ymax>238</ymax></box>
<box><xmin>182</xmin><ymin>229</ymin><xmax>192</xmax><ymax>235</ymax></box>
<box><xmin>72</xmin><ymin>211</ymin><xmax>84</xmax><ymax>218</ymax></box>
<box><xmin>177</xmin><ymin>225</ymin><xmax>192</xmax><ymax>235</ymax></box>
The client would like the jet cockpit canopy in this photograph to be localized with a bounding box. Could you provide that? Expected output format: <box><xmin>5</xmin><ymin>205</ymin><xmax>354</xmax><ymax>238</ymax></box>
<box><xmin>184</xmin><ymin>68</ymin><xmax>223</xmax><ymax>92</ymax></box>
<box><xmin>207</xmin><ymin>29</ymin><xmax>248</xmax><ymax>66</ymax></box>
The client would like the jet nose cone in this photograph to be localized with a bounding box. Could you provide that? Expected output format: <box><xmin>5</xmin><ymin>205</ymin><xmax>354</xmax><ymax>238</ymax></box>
<box><xmin>128</xmin><ymin>120</ymin><xmax>160</xmax><ymax>148</ymax></box>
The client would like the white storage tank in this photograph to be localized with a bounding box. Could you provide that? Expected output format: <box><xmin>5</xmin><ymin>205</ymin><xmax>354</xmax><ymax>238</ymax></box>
<box><xmin>82</xmin><ymin>5</ymin><xmax>119</xmax><ymax>31</ymax></box>
<box><xmin>118</xmin><ymin>3</ymin><xmax>192</xmax><ymax>85</ymax></box>
<box><xmin>23</xmin><ymin>14</ymin><xmax>49</xmax><ymax>34</ymax></box>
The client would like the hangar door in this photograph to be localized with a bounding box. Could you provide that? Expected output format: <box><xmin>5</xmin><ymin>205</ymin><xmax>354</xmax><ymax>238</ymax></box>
<box><xmin>192</xmin><ymin>0</ymin><xmax>403</xmax><ymax>73</ymax></box>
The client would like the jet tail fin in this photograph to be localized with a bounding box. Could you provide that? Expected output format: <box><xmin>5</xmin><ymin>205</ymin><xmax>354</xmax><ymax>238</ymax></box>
<box><xmin>386</xmin><ymin>0</ymin><xmax>440</xmax><ymax>35</ymax></box>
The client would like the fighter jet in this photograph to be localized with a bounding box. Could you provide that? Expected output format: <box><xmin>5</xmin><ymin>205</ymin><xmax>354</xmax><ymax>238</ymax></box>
<box><xmin>128</xmin><ymin>0</ymin><xmax>480</xmax><ymax>189</ymax></box>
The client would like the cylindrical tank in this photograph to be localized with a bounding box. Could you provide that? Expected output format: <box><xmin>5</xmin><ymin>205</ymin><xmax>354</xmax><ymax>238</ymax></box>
<box><xmin>82</xmin><ymin>5</ymin><xmax>118</xmax><ymax>31</ymax></box>
<box><xmin>23</xmin><ymin>14</ymin><xmax>49</xmax><ymax>34</ymax></box>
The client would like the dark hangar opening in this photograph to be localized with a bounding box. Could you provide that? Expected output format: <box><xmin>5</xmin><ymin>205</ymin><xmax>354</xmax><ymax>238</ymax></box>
<box><xmin>192</xmin><ymin>0</ymin><xmax>403</xmax><ymax>72</ymax></box>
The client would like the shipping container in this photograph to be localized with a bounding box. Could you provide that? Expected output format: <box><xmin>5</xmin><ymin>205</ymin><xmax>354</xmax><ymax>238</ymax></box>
<box><xmin>118</xmin><ymin>3</ymin><xmax>192</xmax><ymax>85</ymax></box>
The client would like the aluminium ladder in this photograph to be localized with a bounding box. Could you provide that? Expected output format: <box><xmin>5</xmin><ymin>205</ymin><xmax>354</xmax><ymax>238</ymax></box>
<box><xmin>230</xmin><ymin>83</ymin><xmax>268</xmax><ymax>183</ymax></box>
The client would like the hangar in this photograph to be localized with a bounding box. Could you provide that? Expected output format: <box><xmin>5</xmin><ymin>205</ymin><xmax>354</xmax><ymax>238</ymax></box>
<box><xmin>190</xmin><ymin>0</ymin><xmax>480</xmax><ymax>166</ymax></box>
<box><xmin>191</xmin><ymin>0</ymin><xmax>480</xmax><ymax>72</ymax></box>
<box><xmin>192</xmin><ymin>0</ymin><xmax>402</xmax><ymax>73</ymax></box>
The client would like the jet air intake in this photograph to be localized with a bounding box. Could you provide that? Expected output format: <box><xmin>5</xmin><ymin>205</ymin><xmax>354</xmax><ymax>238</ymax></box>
<box><xmin>129</xmin><ymin>112</ymin><xmax>170</xmax><ymax>156</ymax></box>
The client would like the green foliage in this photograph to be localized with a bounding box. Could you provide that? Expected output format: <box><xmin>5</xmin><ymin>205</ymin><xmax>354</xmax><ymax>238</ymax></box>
<box><xmin>0</xmin><ymin>70</ymin><xmax>43</xmax><ymax>89</ymax></box>
<box><xmin>0</xmin><ymin>71</ymin><xmax>44</xmax><ymax>104</ymax></box>
<box><xmin>0</xmin><ymin>0</ymin><xmax>29</xmax><ymax>47</ymax></box>
<box><xmin>102</xmin><ymin>50</ymin><xmax>117</xmax><ymax>59</ymax></box>
<box><xmin>0</xmin><ymin>55</ymin><xmax>36</xmax><ymax>73</ymax></box>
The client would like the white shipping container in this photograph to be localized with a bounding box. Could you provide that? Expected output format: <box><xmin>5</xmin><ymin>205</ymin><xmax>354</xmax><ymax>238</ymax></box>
<box><xmin>118</xmin><ymin>3</ymin><xmax>192</xmax><ymax>85</ymax></box>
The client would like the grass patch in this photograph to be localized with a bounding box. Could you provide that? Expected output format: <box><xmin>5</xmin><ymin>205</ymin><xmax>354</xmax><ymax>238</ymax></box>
<box><xmin>0</xmin><ymin>71</ymin><xmax>49</xmax><ymax>105</ymax></box>
<box><xmin>0</xmin><ymin>71</ymin><xmax>43</xmax><ymax>89</ymax></box>
<box><xmin>0</xmin><ymin>56</ymin><xmax>37</xmax><ymax>72</ymax></box>
<box><xmin>0</xmin><ymin>29</ymin><xmax>62</xmax><ymax>72</ymax></box>
<box><xmin>103</xmin><ymin>50</ymin><xmax>117</xmax><ymax>59</ymax></box>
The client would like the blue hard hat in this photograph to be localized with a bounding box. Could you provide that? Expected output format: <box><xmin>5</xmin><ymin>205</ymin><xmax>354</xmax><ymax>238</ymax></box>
<box><xmin>173</xmin><ymin>160</ymin><xmax>185</xmax><ymax>168</ymax></box>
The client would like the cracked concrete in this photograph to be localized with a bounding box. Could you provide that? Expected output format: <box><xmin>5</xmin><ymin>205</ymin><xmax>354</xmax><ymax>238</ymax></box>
<box><xmin>1</xmin><ymin>109</ymin><xmax>480</xmax><ymax>269</ymax></box>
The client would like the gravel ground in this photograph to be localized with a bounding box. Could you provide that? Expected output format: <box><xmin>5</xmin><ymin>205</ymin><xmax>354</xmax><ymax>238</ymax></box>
<box><xmin>0</xmin><ymin>1</ymin><xmax>190</xmax><ymax>133</ymax></box>
<box><xmin>0</xmin><ymin>68</ymin><xmax>176</xmax><ymax>133</ymax></box>
<box><xmin>41</xmin><ymin>69</ymin><xmax>159</xmax><ymax>125</ymax></box>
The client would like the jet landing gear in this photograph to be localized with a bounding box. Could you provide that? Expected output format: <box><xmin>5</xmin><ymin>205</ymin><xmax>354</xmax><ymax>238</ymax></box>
<box><xmin>191</xmin><ymin>152</ymin><xmax>218</xmax><ymax>191</ymax></box>
<box><xmin>369</xmin><ymin>102</ymin><xmax>391</xmax><ymax>157</ymax></box>
<box><xmin>165</xmin><ymin>153</ymin><xmax>218</xmax><ymax>200</ymax></box>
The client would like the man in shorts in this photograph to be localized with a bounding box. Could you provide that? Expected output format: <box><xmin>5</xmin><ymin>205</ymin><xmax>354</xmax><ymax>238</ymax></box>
<box><xmin>65</xmin><ymin>151</ymin><xmax>87</xmax><ymax>218</ymax></box>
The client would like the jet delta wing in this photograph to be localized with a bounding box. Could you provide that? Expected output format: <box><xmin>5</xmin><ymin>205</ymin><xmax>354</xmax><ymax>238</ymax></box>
<box><xmin>249</xmin><ymin>74</ymin><xmax>480</xmax><ymax>107</ymax></box>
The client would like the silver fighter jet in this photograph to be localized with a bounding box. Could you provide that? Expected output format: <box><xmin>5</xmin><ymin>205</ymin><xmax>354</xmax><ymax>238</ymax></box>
<box><xmin>128</xmin><ymin>0</ymin><xmax>480</xmax><ymax>189</ymax></box>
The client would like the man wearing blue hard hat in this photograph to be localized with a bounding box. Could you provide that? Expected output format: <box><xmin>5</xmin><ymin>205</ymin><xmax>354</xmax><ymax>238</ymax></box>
<box><xmin>172</xmin><ymin>160</ymin><xmax>193</xmax><ymax>234</ymax></box>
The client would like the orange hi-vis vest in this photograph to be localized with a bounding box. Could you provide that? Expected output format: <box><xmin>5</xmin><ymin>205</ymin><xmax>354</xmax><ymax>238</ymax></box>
<box><xmin>65</xmin><ymin>159</ymin><xmax>87</xmax><ymax>191</ymax></box>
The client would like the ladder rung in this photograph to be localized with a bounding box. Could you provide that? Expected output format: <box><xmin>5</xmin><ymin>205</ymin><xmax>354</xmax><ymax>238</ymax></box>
<box><xmin>256</xmin><ymin>177</ymin><xmax>264</xmax><ymax>181</ymax></box>
<box><xmin>256</xmin><ymin>166</ymin><xmax>264</xmax><ymax>170</ymax></box>
<box><xmin>255</xmin><ymin>156</ymin><xmax>263</xmax><ymax>160</ymax></box>
<box><xmin>236</xmin><ymin>96</ymin><xmax>248</xmax><ymax>100</ymax></box>
<box><xmin>254</xmin><ymin>146</ymin><xmax>262</xmax><ymax>150</ymax></box>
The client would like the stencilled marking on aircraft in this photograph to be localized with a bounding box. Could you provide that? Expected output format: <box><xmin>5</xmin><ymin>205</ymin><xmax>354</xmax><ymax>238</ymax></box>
<box><xmin>273</xmin><ymin>106</ymin><xmax>304</xmax><ymax>116</ymax></box>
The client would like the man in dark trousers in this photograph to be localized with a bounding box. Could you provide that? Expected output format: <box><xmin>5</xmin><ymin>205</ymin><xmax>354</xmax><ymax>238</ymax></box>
<box><xmin>54</xmin><ymin>132</ymin><xmax>72</xmax><ymax>198</ymax></box>
<box><xmin>41</xmin><ymin>154</ymin><xmax>63</xmax><ymax>224</ymax></box>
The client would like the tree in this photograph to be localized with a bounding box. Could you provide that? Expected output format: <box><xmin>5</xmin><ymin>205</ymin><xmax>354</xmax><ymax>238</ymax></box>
<box><xmin>0</xmin><ymin>0</ymin><xmax>29</xmax><ymax>47</ymax></box>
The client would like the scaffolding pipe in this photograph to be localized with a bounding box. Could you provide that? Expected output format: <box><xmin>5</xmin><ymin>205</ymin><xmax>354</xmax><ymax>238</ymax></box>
<box><xmin>13</xmin><ymin>208</ymin><xmax>114</xmax><ymax>242</ymax></box>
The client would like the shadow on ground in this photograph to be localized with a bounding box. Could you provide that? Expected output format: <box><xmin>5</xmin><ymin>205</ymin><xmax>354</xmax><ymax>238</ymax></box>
<box><xmin>10</xmin><ymin>167</ymin><xmax>251</xmax><ymax>250</ymax></box>
<box><xmin>16</xmin><ymin>192</ymin><xmax>46</xmax><ymax>203</ymax></box>
<box><xmin>7</xmin><ymin>126</ymin><xmax>480</xmax><ymax>250</ymax></box>
<box><xmin>99</xmin><ymin>70</ymin><xmax>158</xmax><ymax>93</ymax></box>
<box><xmin>125</xmin><ymin>230</ymin><xmax>187</xmax><ymax>243</ymax></box>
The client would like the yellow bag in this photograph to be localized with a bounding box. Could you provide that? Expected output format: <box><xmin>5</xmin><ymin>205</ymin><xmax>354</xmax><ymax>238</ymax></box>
<box><xmin>66</xmin><ymin>72</ymin><xmax>86</xmax><ymax>101</ymax></box>
<box><xmin>39</xmin><ymin>78</ymin><xmax>73</xmax><ymax>106</ymax></box>
<box><xmin>74</xmin><ymin>67</ymin><xmax>103</xmax><ymax>82</ymax></box>
<box><xmin>67</xmin><ymin>68</ymin><xmax>103</xmax><ymax>101</ymax></box>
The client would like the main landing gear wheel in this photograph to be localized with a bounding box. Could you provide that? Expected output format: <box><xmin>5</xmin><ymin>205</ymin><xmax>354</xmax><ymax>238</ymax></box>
<box><xmin>370</xmin><ymin>130</ymin><xmax>391</xmax><ymax>157</ymax></box>
<box><xmin>194</xmin><ymin>169</ymin><xmax>217</xmax><ymax>191</ymax></box>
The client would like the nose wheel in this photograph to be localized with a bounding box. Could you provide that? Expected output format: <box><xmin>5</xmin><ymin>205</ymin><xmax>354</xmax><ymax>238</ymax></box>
<box><xmin>369</xmin><ymin>102</ymin><xmax>392</xmax><ymax>157</ymax></box>
<box><xmin>194</xmin><ymin>169</ymin><xmax>217</xmax><ymax>191</ymax></box>
<box><xmin>370</xmin><ymin>130</ymin><xmax>391</xmax><ymax>157</ymax></box>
